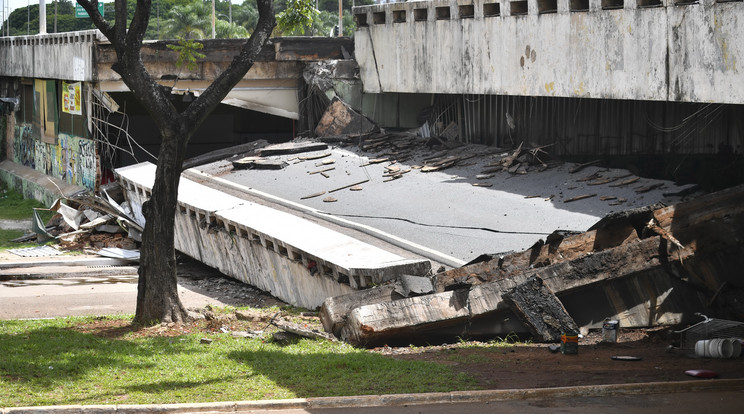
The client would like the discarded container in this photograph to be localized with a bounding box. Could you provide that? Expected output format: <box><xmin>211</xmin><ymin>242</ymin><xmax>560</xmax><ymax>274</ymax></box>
<box><xmin>602</xmin><ymin>320</ymin><xmax>619</xmax><ymax>343</ymax></box>
<box><xmin>561</xmin><ymin>331</ymin><xmax>578</xmax><ymax>355</ymax></box>
<box><xmin>694</xmin><ymin>338</ymin><xmax>734</xmax><ymax>358</ymax></box>
<box><xmin>730</xmin><ymin>338</ymin><xmax>742</xmax><ymax>358</ymax></box>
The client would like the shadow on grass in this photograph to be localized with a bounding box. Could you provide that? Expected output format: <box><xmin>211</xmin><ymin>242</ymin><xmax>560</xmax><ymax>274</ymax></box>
<box><xmin>227</xmin><ymin>342</ymin><xmax>478</xmax><ymax>397</ymax></box>
<box><xmin>0</xmin><ymin>320</ymin><xmax>198</xmax><ymax>388</ymax></box>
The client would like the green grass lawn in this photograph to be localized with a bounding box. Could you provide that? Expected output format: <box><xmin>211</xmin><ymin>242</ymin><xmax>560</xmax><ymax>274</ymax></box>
<box><xmin>0</xmin><ymin>316</ymin><xmax>480</xmax><ymax>407</ymax></box>
<box><xmin>0</xmin><ymin>185</ymin><xmax>54</xmax><ymax>250</ymax></box>
<box><xmin>0</xmin><ymin>186</ymin><xmax>46</xmax><ymax>220</ymax></box>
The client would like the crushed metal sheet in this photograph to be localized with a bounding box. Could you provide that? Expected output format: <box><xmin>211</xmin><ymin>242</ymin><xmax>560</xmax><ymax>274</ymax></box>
<box><xmin>97</xmin><ymin>247</ymin><xmax>140</xmax><ymax>261</ymax></box>
<box><xmin>8</xmin><ymin>246</ymin><xmax>62</xmax><ymax>257</ymax></box>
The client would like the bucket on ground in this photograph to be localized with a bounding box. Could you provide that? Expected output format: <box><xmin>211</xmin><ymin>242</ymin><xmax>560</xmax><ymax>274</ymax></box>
<box><xmin>602</xmin><ymin>320</ymin><xmax>619</xmax><ymax>343</ymax></box>
<box><xmin>694</xmin><ymin>338</ymin><xmax>735</xmax><ymax>358</ymax></box>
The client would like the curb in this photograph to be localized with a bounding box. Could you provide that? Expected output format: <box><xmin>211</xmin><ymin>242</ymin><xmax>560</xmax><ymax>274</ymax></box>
<box><xmin>0</xmin><ymin>258</ymin><xmax>135</xmax><ymax>271</ymax></box>
<box><xmin>3</xmin><ymin>378</ymin><xmax>743</xmax><ymax>413</ymax></box>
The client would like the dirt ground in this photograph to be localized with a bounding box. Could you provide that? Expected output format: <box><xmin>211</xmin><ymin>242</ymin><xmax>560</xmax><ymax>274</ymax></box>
<box><xmin>380</xmin><ymin>330</ymin><xmax>744</xmax><ymax>389</ymax></box>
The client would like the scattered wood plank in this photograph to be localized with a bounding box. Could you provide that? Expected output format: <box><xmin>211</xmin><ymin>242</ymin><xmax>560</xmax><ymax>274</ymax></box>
<box><xmin>360</xmin><ymin>158</ymin><xmax>389</xmax><ymax>167</ymax></box>
<box><xmin>300</xmin><ymin>191</ymin><xmax>326</xmax><ymax>200</ymax></box>
<box><xmin>500</xmin><ymin>143</ymin><xmax>523</xmax><ymax>170</ymax></box>
<box><xmin>329</xmin><ymin>180</ymin><xmax>370</xmax><ymax>193</ymax></box>
<box><xmin>299</xmin><ymin>152</ymin><xmax>332</xmax><ymax>161</ymax></box>
<box><xmin>588</xmin><ymin>178</ymin><xmax>613</xmax><ymax>186</ymax></box>
<box><xmin>564</xmin><ymin>194</ymin><xmax>596</xmax><ymax>203</ymax></box>
<box><xmin>472</xmin><ymin>182</ymin><xmax>492</xmax><ymax>187</ymax></box>
<box><xmin>323</xmin><ymin>197</ymin><xmax>337</xmax><ymax>202</ymax></box>
<box><xmin>609</xmin><ymin>177</ymin><xmax>640</xmax><ymax>187</ymax></box>
<box><xmin>569</xmin><ymin>159</ymin><xmax>602</xmax><ymax>174</ymax></box>
<box><xmin>309</xmin><ymin>167</ymin><xmax>335</xmax><ymax>175</ymax></box>
<box><xmin>315</xmin><ymin>159</ymin><xmax>335</xmax><ymax>167</ymax></box>
<box><xmin>383</xmin><ymin>169</ymin><xmax>410</xmax><ymax>177</ymax></box>
<box><xmin>600</xmin><ymin>196</ymin><xmax>617</xmax><ymax>201</ymax></box>
<box><xmin>635</xmin><ymin>183</ymin><xmax>664</xmax><ymax>193</ymax></box>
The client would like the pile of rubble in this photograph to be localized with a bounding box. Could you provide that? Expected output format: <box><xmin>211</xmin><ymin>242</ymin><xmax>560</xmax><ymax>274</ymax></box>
<box><xmin>10</xmin><ymin>183</ymin><xmax>141</xmax><ymax>257</ymax></box>
<box><xmin>319</xmin><ymin>184</ymin><xmax>744</xmax><ymax>347</ymax></box>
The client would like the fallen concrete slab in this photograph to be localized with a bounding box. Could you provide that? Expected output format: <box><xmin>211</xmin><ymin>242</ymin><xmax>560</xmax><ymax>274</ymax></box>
<box><xmin>116</xmin><ymin>162</ymin><xmax>431</xmax><ymax>309</ymax></box>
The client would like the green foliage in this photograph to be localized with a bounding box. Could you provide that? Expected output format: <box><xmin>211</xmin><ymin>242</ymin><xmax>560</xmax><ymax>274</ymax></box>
<box><xmin>215</xmin><ymin>19</ymin><xmax>249</xmax><ymax>38</ymax></box>
<box><xmin>276</xmin><ymin>0</ymin><xmax>319</xmax><ymax>35</ymax></box>
<box><xmin>0</xmin><ymin>317</ymin><xmax>480</xmax><ymax>406</ymax></box>
<box><xmin>167</xmin><ymin>37</ymin><xmax>207</xmax><ymax>71</ymax></box>
<box><xmin>1</xmin><ymin>0</ymin><xmax>369</xmax><ymax>38</ymax></box>
<box><xmin>163</xmin><ymin>1</ymin><xmax>211</xmax><ymax>39</ymax></box>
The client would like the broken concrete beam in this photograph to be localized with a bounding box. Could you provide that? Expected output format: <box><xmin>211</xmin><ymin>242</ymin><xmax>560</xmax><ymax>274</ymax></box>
<box><xmin>320</xmin><ymin>283</ymin><xmax>403</xmax><ymax>337</ymax></box>
<box><xmin>652</xmin><ymin>184</ymin><xmax>744</xmax><ymax>236</ymax></box>
<box><xmin>340</xmin><ymin>290</ymin><xmax>470</xmax><ymax>347</ymax></box>
<box><xmin>257</xmin><ymin>141</ymin><xmax>329</xmax><ymax>157</ymax></box>
<box><xmin>342</xmin><ymin>235</ymin><xmax>688</xmax><ymax>347</ymax></box>
<box><xmin>315</xmin><ymin>97</ymin><xmax>379</xmax><ymax>137</ymax></box>
<box><xmin>232</xmin><ymin>157</ymin><xmax>288</xmax><ymax>170</ymax></box>
<box><xmin>432</xmin><ymin>223</ymin><xmax>639</xmax><ymax>292</ymax></box>
<box><xmin>503</xmin><ymin>276</ymin><xmax>578</xmax><ymax>342</ymax></box>
<box><xmin>396</xmin><ymin>274</ymin><xmax>434</xmax><ymax>297</ymax></box>
<box><xmin>182</xmin><ymin>140</ymin><xmax>270</xmax><ymax>170</ymax></box>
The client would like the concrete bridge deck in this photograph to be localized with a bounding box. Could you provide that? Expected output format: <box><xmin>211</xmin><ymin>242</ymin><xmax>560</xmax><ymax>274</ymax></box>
<box><xmin>353</xmin><ymin>0</ymin><xmax>744</xmax><ymax>104</ymax></box>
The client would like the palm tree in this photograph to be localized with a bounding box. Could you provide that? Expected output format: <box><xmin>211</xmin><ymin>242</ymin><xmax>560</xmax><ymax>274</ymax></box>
<box><xmin>215</xmin><ymin>19</ymin><xmax>249</xmax><ymax>38</ymax></box>
<box><xmin>163</xmin><ymin>1</ymin><xmax>211</xmax><ymax>40</ymax></box>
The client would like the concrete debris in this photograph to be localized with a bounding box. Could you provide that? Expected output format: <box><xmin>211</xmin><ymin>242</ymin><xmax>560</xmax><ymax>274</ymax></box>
<box><xmin>258</xmin><ymin>141</ymin><xmax>329</xmax><ymax>157</ymax></box>
<box><xmin>9</xmin><ymin>183</ymin><xmax>142</xmax><ymax>259</ymax></box>
<box><xmin>314</xmin><ymin>97</ymin><xmax>379</xmax><ymax>137</ymax></box>
<box><xmin>396</xmin><ymin>274</ymin><xmax>435</xmax><ymax>298</ymax></box>
<box><xmin>503</xmin><ymin>276</ymin><xmax>578</xmax><ymax>343</ymax></box>
<box><xmin>320</xmin><ymin>184</ymin><xmax>744</xmax><ymax>347</ymax></box>
<box><xmin>232</xmin><ymin>156</ymin><xmax>288</xmax><ymax>170</ymax></box>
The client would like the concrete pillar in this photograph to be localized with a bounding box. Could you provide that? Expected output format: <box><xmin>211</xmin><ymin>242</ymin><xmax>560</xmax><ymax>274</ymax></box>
<box><xmin>39</xmin><ymin>0</ymin><xmax>47</xmax><ymax>34</ymax></box>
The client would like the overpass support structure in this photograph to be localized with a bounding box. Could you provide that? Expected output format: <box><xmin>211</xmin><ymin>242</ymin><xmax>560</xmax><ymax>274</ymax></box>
<box><xmin>352</xmin><ymin>0</ymin><xmax>744</xmax><ymax>166</ymax></box>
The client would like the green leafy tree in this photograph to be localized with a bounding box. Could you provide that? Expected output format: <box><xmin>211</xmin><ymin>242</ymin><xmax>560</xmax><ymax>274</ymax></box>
<box><xmin>275</xmin><ymin>0</ymin><xmax>318</xmax><ymax>35</ymax></box>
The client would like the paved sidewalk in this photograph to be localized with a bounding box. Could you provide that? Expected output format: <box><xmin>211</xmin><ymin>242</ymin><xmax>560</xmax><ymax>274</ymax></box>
<box><xmin>2</xmin><ymin>379</ymin><xmax>743</xmax><ymax>413</ymax></box>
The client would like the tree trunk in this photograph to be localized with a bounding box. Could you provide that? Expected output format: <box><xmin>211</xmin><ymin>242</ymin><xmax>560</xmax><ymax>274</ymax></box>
<box><xmin>134</xmin><ymin>127</ymin><xmax>190</xmax><ymax>324</ymax></box>
<box><xmin>76</xmin><ymin>0</ymin><xmax>276</xmax><ymax>326</ymax></box>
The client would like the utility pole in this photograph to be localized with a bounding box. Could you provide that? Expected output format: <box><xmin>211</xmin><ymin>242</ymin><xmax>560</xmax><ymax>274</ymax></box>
<box><xmin>337</xmin><ymin>0</ymin><xmax>342</xmax><ymax>36</ymax></box>
<box><xmin>40</xmin><ymin>0</ymin><xmax>46</xmax><ymax>34</ymax></box>
<box><xmin>54</xmin><ymin>0</ymin><xmax>57</xmax><ymax>33</ymax></box>
<box><xmin>211</xmin><ymin>0</ymin><xmax>215</xmax><ymax>38</ymax></box>
<box><xmin>228</xmin><ymin>0</ymin><xmax>232</xmax><ymax>24</ymax></box>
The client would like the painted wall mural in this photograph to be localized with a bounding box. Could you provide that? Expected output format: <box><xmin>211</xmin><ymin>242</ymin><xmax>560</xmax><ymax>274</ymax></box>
<box><xmin>12</xmin><ymin>123</ymin><xmax>98</xmax><ymax>191</ymax></box>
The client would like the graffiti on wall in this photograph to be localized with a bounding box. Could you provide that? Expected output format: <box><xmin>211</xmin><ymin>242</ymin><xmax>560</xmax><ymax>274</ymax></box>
<box><xmin>13</xmin><ymin>125</ymin><xmax>35</xmax><ymax>169</ymax></box>
<box><xmin>12</xmin><ymin>124</ymin><xmax>97</xmax><ymax>191</ymax></box>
